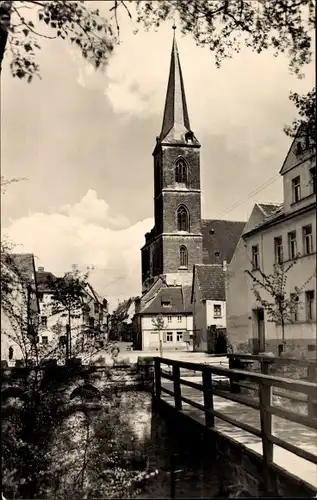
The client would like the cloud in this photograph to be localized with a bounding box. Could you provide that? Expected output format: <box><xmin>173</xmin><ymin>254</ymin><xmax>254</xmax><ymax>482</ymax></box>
<box><xmin>59</xmin><ymin>189</ymin><xmax>130</xmax><ymax>228</ymax></box>
<box><xmin>3</xmin><ymin>191</ymin><xmax>152</xmax><ymax>309</ymax></box>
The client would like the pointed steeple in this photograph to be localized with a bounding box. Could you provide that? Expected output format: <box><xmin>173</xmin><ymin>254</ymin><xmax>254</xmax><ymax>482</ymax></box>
<box><xmin>159</xmin><ymin>27</ymin><xmax>197</xmax><ymax>144</ymax></box>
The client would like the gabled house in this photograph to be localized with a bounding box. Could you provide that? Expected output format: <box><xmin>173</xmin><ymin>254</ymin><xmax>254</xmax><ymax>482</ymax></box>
<box><xmin>134</xmin><ymin>277</ymin><xmax>193</xmax><ymax>351</ymax></box>
<box><xmin>226</xmin><ymin>130</ymin><xmax>316</xmax><ymax>357</ymax></box>
<box><xmin>1</xmin><ymin>253</ymin><xmax>40</xmax><ymax>364</ymax></box>
<box><xmin>191</xmin><ymin>263</ymin><xmax>226</xmax><ymax>352</ymax></box>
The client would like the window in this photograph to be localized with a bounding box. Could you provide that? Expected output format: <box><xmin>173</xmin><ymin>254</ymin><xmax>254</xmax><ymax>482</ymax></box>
<box><xmin>290</xmin><ymin>293</ymin><xmax>299</xmax><ymax>322</ymax></box>
<box><xmin>306</xmin><ymin>290</ymin><xmax>315</xmax><ymax>321</ymax></box>
<box><xmin>179</xmin><ymin>246</ymin><xmax>188</xmax><ymax>268</ymax></box>
<box><xmin>175</xmin><ymin>158</ymin><xmax>187</xmax><ymax>184</ymax></box>
<box><xmin>38</xmin><ymin>293</ymin><xmax>43</xmax><ymax>302</ymax></box>
<box><xmin>41</xmin><ymin>316</ymin><xmax>47</xmax><ymax>327</ymax></box>
<box><xmin>94</xmin><ymin>302</ymin><xmax>99</xmax><ymax>314</ymax></box>
<box><xmin>162</xmin><ymin>300</ymin><xmax>171</xmax><ymax>308</ymax></box>
<box><xmin>303</xmin><ymin>225</ymin><xmax>313</xmax><ymax>254</ymax></box>
<box><xmin>42</xmin><ymin>336</ymin><xmax>48</xmax><ymax>345</ymax></box>
<box><xmin>310</xmin><ymin>167</ymin><xmax>316</xmax><ymax>194</ymax></box>
<box><xmin>167</xmin><ymin>316</ymin><xmax>172</xmax><ymax>323</ymax></box>
<box><xmin>274</xmin><ymin>236</ymin><xmax>283</xmax><ymax>264</ymax></box>
<box><xmin>177</xmin><ymin>205</ymin><xmax>189</xmax><ymax>232</ymax></box>
<box><xmin>288</xmin><ymin>231</ymin><xmax>297</xmax><ymax>260</ymax></box>
<box><xmin>177</xmin><ymin>316</ymin><xmax>182</xmax><ymax>323</ymax></box>
<box><xmin>89</xmin><ymin>317</ymin><xmax>95</xmax><ymax>328</ymax></box>
<box><xmin>166</xmin><ymin>332</ymin><xmax>173</xmax><ymax>342</ymax></box>
<box><xmin>292</xmin><ymin>176</ymin><xmax>301</xmax><ymax>203</ymax></box>
<box><xmin>214</xmin><ymin>304</ymin><xmax>222</xmax><ymax>318</ymax></box>
<box><xmin>252</xmin><ymin>245</ymin><xmax>260</xmax><ymax>270</ymax></box>
<box><xmin>8</xmin><ymin>346</ymin><xmax>14</xmax><ymax>360</ymax></box>
<box><xmin>176</xmin><ymin>332</ymin><xmax>183</xmax><ymax>342</ymax></box>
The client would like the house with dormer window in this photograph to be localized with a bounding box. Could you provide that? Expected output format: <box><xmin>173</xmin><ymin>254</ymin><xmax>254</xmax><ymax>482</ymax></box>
<box><xmin>226</xmin><ymin>129</ymin><xmax>316</xmax><ymax>357</ymax></box>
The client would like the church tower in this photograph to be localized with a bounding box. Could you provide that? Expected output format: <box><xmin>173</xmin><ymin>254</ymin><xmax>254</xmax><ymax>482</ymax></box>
<box><xmin>141</xmin><ymin>28</ymin><xmax>203</xmax><ymax>292</ymax></box>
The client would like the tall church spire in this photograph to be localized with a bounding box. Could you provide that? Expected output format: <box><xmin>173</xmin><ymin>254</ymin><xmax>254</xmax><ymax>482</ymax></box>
<box><xmin>159</xmin><ymin>27</ymin><xmax>193</xmax><ymax>143</ymax></box>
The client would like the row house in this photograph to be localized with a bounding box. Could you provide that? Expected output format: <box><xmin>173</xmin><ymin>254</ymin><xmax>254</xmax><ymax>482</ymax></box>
<box><xmin>36</xmin><ymin>267</ymin><xmax>109</xmax><ymax>353</ymax></box>
<box><xmin>226</xmin><ymin>130</ymin><xmax>316</xmax><ymax>357</ymax></box>
<box><xmin>1</xmin><ymin>253</ymin><xmax>40</xmax><ymax>365</ymax></box>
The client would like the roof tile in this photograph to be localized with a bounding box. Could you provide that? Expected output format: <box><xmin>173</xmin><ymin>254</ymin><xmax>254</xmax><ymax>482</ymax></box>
<box><xmin>194</xmin><ymin>264</ymin><xmax>225</xmax><ymax>301</ymax></box>
<box><xmin>141</xmin><ymin>284</ymin><xmax>192</xmax><ymax>315</ymax></box>
<box><xmin>201</xmin><ymin>219</ymin><xmax>246</xmax><ymax>265</ymax></box>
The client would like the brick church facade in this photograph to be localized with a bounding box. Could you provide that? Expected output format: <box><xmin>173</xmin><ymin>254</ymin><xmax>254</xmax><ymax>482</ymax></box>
<box><xmin>136</xmin><ymin>30</ymin><xmax>245</xmax><ymax>352</ymax></box>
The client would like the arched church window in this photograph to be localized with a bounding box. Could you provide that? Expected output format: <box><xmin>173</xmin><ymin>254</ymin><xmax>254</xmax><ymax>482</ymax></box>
<box><xmin>177</xmin><ymin>205</ymin><xmax>189</xmax><ymax>232</ymax></box>
<box><xmin>179</xmin><ymin>246</ymin><xmax>188</xmax><ymax>268</ymax></box>
<box><xmin>175</xmin><ymin>158</ymin><xmax>187</xmax><ymax>184</ymax></box>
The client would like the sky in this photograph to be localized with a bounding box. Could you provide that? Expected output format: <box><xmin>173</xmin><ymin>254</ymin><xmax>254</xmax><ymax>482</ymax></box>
<box><xmin>1</xmin><ymin>1</ymin><xmax>315</xmax><ymax>309</ymax></box>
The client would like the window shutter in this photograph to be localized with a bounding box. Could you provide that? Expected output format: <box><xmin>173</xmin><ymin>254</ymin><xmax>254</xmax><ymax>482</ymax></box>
<box><xmin>163</xmin><ymin>331</ymin><xmax>167</xmax><ymax>342</ymax></box>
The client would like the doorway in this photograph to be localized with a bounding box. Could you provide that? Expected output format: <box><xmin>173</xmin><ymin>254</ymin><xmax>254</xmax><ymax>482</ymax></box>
<box><xmin>252</xmin><ymin>308</ymin><xmax>265</xmax><ymax>353</ymax></box>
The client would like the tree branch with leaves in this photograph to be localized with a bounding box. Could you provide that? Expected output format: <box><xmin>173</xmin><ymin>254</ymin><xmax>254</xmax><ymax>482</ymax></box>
<box><xmin>0</xmin><ymin>1</ymin><xmax>315</xmax><ymax>142</ymax></box>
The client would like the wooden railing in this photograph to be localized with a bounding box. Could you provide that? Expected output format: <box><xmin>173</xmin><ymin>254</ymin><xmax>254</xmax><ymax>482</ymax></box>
<box><xmin>154</xmin><ymin>356</ymin><xmax>317</xmax><ymax>486</ymax></box>
<box><xmin>226</xmin><ymin>354</ymin><xmax>317</xmax><ymax>417</ymax></box>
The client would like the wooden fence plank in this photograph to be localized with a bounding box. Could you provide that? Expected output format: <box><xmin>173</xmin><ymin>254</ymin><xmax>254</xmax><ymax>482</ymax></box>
<box><xmin>173</xmin><ymin>364</ymin><xmax>182</xmax><ymax>411</ymax></box>
<box><xmin>202</xmin><ymin>368</ymin><xmax>214</xmax><ymax>428</ymax></box>
<box><xmin>154</xmin><ymin>358</ymin><xmax>161</xmax><ymax>400</ymax></box>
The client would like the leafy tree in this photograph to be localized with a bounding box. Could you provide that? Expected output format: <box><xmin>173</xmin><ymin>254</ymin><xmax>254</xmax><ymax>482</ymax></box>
<box><xmin>284</xmin><ymin>88</ymin><xmax>316</xmax><ymax>148</ymax></box>
<box><xmin>0</xmin><ymin>0</ymin><xmax>116</xmax><ymax>79</ymax></box>
<box><xmin>0</xmin><ymin>1</ymin><xmax>315</xmax><ymax>140</ymax></box>
<box><xmin>152</xmin><ymin>313</ymin><xmax>165</xmax><ymax>356</ymax></box>
<box><xmin>245</xmin><ymin>258</ymin><xmax>316</xmax><ymax>353</ymax></box>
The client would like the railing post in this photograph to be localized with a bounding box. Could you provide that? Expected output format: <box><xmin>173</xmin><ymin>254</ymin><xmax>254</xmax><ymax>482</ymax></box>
<box><xmin>202</xmin><ymin>367</ymin><xmax>215</xmax><ymax>427</ymax></box>
<box><xmin>259</xmin><ymin>377</ymin><xmax>273</xmax><ymax>493</ymax></box>
<box><xmin>173</xmin><ymin>363</ymin><xmax>182</xmax><ymax>410</ymax></box>
<box><xmin>154</xmin><ymin>358</ymin><xmax>161</xmax><ymax>401</ymax></box>
<box><xmin>307</xmin><ymin>363</ymin><xmax>317</xmax><ymax>419</ymax></box>
<box><xmin>229</xmin><ymin>356</ymin><xmax>240</xmax><ymax>393</ymax></box>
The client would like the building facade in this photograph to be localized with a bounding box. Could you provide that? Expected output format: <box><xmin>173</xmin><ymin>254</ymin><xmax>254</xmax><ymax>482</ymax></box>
<box><xmin>226</xmin><ymin>131</ymin><xmax>316</xmax><ymax>357</ymax></box>
<box><xmin>135</xmin><ymin>282</ymin><xmax>193</xmax><ymax>351</ymax></box>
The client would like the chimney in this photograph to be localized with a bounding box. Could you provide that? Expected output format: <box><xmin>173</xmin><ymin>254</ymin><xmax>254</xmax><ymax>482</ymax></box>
<box><xmin>223</xmin><ymin>260</ymin><xmax>227</xmax><ymax>272</ymax></box>
<box><xmin>38</xmin><ymin>266</ymin><xmax>44</xmax><ymax>272</ymax></box>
